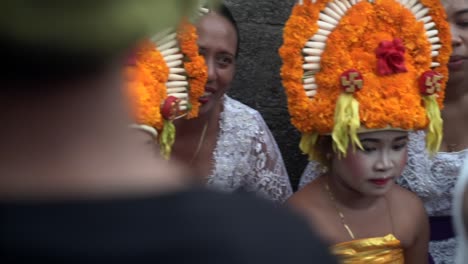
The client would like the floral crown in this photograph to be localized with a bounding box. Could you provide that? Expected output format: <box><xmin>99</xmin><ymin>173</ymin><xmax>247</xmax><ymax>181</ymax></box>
<box><xmin>126</xmin><ymin>7</ymin><xmax>210</xmax><ymax>159</ymax></box>
<box><xmin>279</xmin><ymin>0</ymin><xmax>451</xmax><ymax>159</ymax></box>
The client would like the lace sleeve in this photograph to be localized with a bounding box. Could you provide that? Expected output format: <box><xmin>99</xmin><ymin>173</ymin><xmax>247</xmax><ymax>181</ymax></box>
<box><xmin>243</xmin><ymin>112</ymin><xmax>293</xmax><ymax>203</ymax></box>
<box><xmin>298</xmin><ymin>160</ymin><xmax>325</xmax><ymax>190</ymax></box>
<box><xmin>397</xmin><ymin>130</ymin><xmax>440</xmax><ymax>198</ymax></box>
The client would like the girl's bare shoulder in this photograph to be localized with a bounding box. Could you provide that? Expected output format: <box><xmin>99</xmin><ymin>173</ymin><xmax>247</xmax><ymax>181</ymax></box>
<box><xmin>287</xmin><ymin>177</ymin><xmax>326</xmax><ymax>212</ymax></box>
<box><xmin>388</xmin><ymin>184</ymin><xmax>428</xmax><ymax>246</ymax></box>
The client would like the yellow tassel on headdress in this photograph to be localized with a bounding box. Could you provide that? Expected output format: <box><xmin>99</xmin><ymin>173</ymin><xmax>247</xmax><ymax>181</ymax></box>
<box><xmin>159</xmin><ymin>120</ymin><xmax>176</xmax><ymax>159</ymax></box>
<box><xmin>300</xmin><ymin>132</ymin><xmax>319</xmax><ymax>161</ymax></box>
<box><xmin>423</xmin><ymin>95</ymin><xmax>443</xmax><ymax>154</ymax></box>
<box><xmin>332</xmin><ymin>93</ymin><xmax>362</xmax><ymax>156</ymax></box>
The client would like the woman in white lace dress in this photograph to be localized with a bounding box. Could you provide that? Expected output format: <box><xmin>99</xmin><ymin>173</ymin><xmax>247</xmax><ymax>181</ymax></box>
<box><xmin>169</xmin><ymin>4</ymin><xmax>292</xmax><ymax>203</ymax></box>
<box><xmin>300</xmin><ymin>0</ymin><xmax>468</xmax><ymax>262</ymax></box>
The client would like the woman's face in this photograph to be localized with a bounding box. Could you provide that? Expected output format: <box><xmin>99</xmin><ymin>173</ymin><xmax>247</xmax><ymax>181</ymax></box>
<box><xmin>196</xmin><ymin>12</ymin><xmax>237</xmax><ymax>115</ymax></box>
<box><xmin>444</xmin><ymin>0</ymin><xmax>468</xmax><ymax>84</ymax></box>
<box><xmin>331</xmin><ymin>130</ymin><xmax>409</xmax><ymax>197</ymax></box>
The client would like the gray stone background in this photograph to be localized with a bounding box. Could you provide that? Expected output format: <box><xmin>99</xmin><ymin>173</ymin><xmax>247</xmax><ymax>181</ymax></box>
<box><xmin>224</xmin><ymin>0</ymin><xmax>307</xmax><ymax>190</ymax></box>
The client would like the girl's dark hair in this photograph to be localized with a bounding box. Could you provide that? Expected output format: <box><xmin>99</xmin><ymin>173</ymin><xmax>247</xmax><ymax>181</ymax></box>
<box><xmin>314</xmin><ymin>135</ymin><xmax>334</xmax><ymax>169</ymax></box>
<box><xmin>216</xmin><ymin>4</ymin><xmax>240</xmax><ymax>57</ymax></box>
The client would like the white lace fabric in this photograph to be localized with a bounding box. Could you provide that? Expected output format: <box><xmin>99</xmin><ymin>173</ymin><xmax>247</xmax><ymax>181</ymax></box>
<box><xmin>299</xmin><ymin>131</ymin><xmax>468</xmax><ymax>263</ymax></box>
<box><xmin>205</xmin><ymin>95</ymin><xmax>293</xmax><ymax>203</ymax></box>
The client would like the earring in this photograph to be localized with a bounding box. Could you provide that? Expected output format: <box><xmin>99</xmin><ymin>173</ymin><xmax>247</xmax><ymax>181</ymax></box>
<box><xmin>321</xmin><ymin>165</ymin><xmax>329</xmax><ymax>174</ymax></box>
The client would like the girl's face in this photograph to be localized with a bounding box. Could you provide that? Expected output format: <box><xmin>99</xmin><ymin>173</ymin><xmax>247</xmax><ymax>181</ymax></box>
<box><xmin>196</xmin><ymin>12</ymin><xmax>237</xmax><ymax>115</ymax></box>
<box><xmin>331</xmin><ymin>130</ymin><xmax>409</xmax><ymax>197</ymax></box>
<box><xmin>444</xmin><ymin>0</ymin><xmax>468</xmax><ymax>84</ymax></box>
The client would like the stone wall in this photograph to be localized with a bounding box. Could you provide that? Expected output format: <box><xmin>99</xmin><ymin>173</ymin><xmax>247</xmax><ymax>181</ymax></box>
<box><xmin>224</xmin><ymin>0</ymin><xmax>308</xmax><ymax>190</ymax></box>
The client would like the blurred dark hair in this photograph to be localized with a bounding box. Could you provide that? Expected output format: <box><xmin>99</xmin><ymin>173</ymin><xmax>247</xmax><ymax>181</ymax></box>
<box><xmin>1</xmin><ymin>37</ymin><xmax>115</xmax><ymax>88</ymax></box>
<box><xmin>216</xmin><ymin>4</ymin><xmax>240</xmax><ymax>57</ymax></box>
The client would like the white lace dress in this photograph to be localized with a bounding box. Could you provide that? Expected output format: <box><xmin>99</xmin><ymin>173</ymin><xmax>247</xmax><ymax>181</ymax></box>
<box><xmin>205</xmin><ymin>95</ymin><xmax>293</xmax><ymax>203</ymax></box>
<box><xmin>299</xmin><ymin>131</ymin><xmax>468</xmax><ymax>264</ymax></box>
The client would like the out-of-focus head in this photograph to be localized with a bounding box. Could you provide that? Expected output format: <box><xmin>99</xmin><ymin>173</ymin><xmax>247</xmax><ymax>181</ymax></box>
<box><xmin>197</xmin><ymin>4</ymin><xmax>239</xmax><ymax>115</ymax></box>
<box><xmin>454</xmin><ymin>157</ymin><xmax>468</xmax><ymax>264</ymax></box>
<box><xmin>442</xmin><ymin>0</ymin><xmax>468</xmax><ymax>85</ymax></box>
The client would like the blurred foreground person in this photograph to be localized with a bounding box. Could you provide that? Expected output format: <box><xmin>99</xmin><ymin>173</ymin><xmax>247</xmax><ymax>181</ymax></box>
<box><xmin>453</xmin><ymin>157</ymin><xmax>468</xmax><ymax>264</ymax></box>
<box><xmin>0</xmin><ymin>2</ymin><xmax>336</xmax><ymax>263</ymax></box>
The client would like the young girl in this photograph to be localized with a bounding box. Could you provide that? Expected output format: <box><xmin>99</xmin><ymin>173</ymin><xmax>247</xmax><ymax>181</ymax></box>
<box><xmin>279</xmin><ymin>0</ymin><xmax>451</xmax><ymax>262</ymax></box>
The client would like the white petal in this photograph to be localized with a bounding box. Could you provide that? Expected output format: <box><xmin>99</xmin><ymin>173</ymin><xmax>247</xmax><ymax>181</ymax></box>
<box><xmin>166</xmin><ymin>81</ymin><xmax>189</xmax><ymax>88</ymax></box>
<box><xmin>303</xmin><ymin>71</ymin><xmax>316</xmax><ymax>78</ymax></box>
<box><xmin>420</xmin><ymin>15</ymin><xmax>433</xmax><ymax>24</ymax></box>
<box><xmin>161</xmin><ymin>48</ymin><xmax>180</xmax><ymax>57</ymax></box>
<box><xmin>329</xmin><ymin>2</ymin><xmax>345</xmax><ymax>16</ymax></box>
<box><xmin>415</xmin><ymin>7</ymin><xmax>429</xmax><ymax>20</ymax></box>
<box><xmin>431</xmin><ymin>62</ymin><xmax>440</xmax><ymax>68</ymax></box>
<box><xmin>163</xmin><ymin>54</ymin><xmax>184</xmax><ymax>63</ymax></box>
<box><xmin>410</xmin><ymin>3</ymin><xmax>424</xmax><ymax>16</ymax></box>
<box><xmin>306</xmin><ymin>90</ymin><xmax>317</xmax><ymax>97</ymax></box>
<box><xmin>158</xmin><ymin>40</ymin><xmax>178</xmax><ymax>52</ymax></box>
<box><xmin>179</xmin><ymin>105</ymin><xmax>188</xmax><ymax>111</ymax></box>
<box><xmin>151</xmin><ymin>28</ymin><xmax>174</xmax><ymax>43</ymax></box>
<box><xmin>305</xmin><ymin>56</ymin><xmax>321</xmax><ymax>63</ymax></box>
<box><xmin>426</xmin><ymin>29</ymin><xmax>438</xmax><ymax>38</ymax></box>
<box><xmin>305</xmin><ymin>41</ymin><xmax>326</xmax><ymax>49</ymax></box>
<box><xmin>303</xmin><ymin>77</ymin><xmax>316</xmax><ymax>84</ymax></box>
<box><xmin>169</xmin><ymin>93</ymin><xmax>188</xmax><ymax>99</ymax></box>
<box><xmin>335</xmin><ymin>1</ymin><xmax>348</xmax><ymax>13</ymax></box>
<box><xmin>168</xmin><ymin>74</ymin><xmax>187</xmax><ymax>81</ymax></box>
<box><xmin>166</xmin><ymin>60</ymin><xmax>183</xmax><ymax>68</ymax></box>
<box><xmin>424</xmin><ymin>22</ymin><xmax>436</xmax><ymax>30</ymax></box>
<box><xmin>405</xmin><ymin>0</ymin><xmax>418</xmax><ymax>8</ymax></box>
<box><xmin>319</xmin><ymin>13</ymin><xmax>339</xmax><ymax>26</ymax></box>
<box><xmin>170</xmin><ymin>68</ymin><xmax>186</xmax><ymax>74</ymax></box>
<box><xmin>318</xmin><ymin>20</ymin><xmax>335</xmax><ymax>31</ymax></box>
<box><xmin>431</xmin><ymin>51</ymin><xmax>439</xmax><ymax>57</ymax></box>
<box><xmin>316</xmin><ymin>29</ymin><xmax>332</xmax><ymax>36</ymax></box>
<box><xmin>303</xmin><ymin>63</ymin><xmax>321</xmax><ymax>71</ymax></box>
<box><xmin>199</xmin><ymin>7</ymin><xmax>210</xmax><ymax>14</ymax></box>
<box><xmin>166</xmin><ymin>87</ymin><xmax>187</xmax><ymax>93</ymax></box>
<box><xmin>343</xmin><ymin>0</ymin><xmax>353</xmax><ymax>8</ymax></box>
<box><xmin>431</xmin><ymin>44</ymin><xmax>442</xmax><ymax>50</ymax></box>
<box><xmin>155</xmin><ymin>33</ymin><xmax>177</xmax><ymax>47</ymax></box>
<box><xmin>323</xmin><ymin>6</ymin><xmax>341</xmax><ymax>20</ymax></box>
<box><xmin>311</xmin><ymin>34</ymin><xmax>328</xmax><ymax>42</ymax></box>
<box><xmin>304</xmin><ymin>83</ymin><xmax>318</xmax><ymax>90</ymax></box>
<box><xmin>429</xmin><ymin>37</ymin><xmax>440</xmax><ymax>44</ymax></box>
<box><xmin>303</xmin><ymin>48</ymin><xmax>324</xmax><ymax>56</ymax></box>
<box><xmin>399</xmin><ymin>0</ymin><xmax>409</xmax><ymax>6</ymax></box>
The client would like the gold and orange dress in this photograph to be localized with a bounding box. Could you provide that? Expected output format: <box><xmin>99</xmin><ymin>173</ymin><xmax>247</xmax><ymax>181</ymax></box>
<box><xmin>330</xmin><ymin>234</ymin><xmax>404</xmax><ymax>264</ymax></box>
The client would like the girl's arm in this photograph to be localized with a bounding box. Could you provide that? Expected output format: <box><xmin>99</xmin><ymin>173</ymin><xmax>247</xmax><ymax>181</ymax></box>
<box><xmin>404</xmin><ymin>196</ymin><xmax>430</xmax><ymax>264</ymax></box>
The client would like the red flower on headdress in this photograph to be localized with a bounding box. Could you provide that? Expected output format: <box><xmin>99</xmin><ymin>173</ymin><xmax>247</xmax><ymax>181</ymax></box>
<box><xmin>375</xmin><ymin>38</ymin><xmax>407</xmax><ymax>75</ymax></box>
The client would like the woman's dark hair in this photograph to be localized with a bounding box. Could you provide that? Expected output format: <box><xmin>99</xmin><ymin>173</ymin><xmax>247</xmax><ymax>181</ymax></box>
<box><xmin>216</xmin><ymin>4</ymin><xmax>240</xmax><ymax>57</ymax></box>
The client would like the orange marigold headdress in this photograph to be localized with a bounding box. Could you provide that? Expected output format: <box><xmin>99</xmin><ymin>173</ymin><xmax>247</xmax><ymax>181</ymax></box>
<box><xmin>126</xmin><ymin>7</ymin><xmax>210</xmax><ymax>159</ymax></box>
<box><xmin>279</xmin><ymin>0</ymin><xmax>451</xmax><ymax>159</ymax></box>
